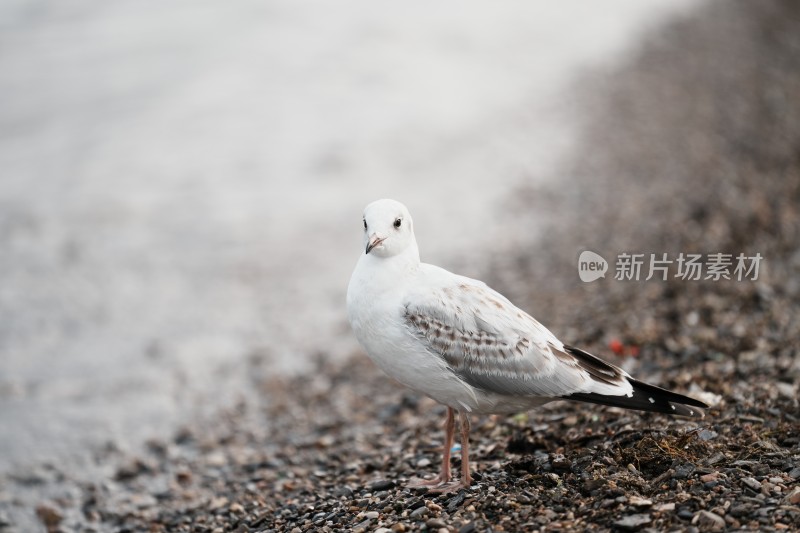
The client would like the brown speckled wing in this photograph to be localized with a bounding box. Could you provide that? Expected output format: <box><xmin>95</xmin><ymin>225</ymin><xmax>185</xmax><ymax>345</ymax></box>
<box><xmin>551</xmin><ymin>344</ymin><xmax>629</xmax><ymax>387</ymax></box>
<box><xmin>403</xmin><ymin>281</ymin><xmax>598</xmax><ymax>398</ymax></box>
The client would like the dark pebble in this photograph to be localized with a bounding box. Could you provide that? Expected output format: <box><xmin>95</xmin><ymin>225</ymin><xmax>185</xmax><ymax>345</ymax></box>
<box><xmin>677</xmin><ymin>508</ymin><xmax>694</xmax><ymax>520</ymax></box>
<box><xmin>550</xmin><ymin>453</ymin><xmax>571</xmax><ymax>471</ymax></box>
<box><xmin>410</xmin><ymin>506</ymin><xmax>429</xmax><ymax>519</ymax></box>
<box><xmin>406</xmin><ymin>497</ymin><xmax>424</xmax><ymax>510</ymax></box>
<box><xmin>741</xmin><ymin>477</ymin><xmax>761</xmax><ymax>491</ymax></box>
<box><xmin>173</xmin><ymin>427</ymin><xmax>194</xmax><ymax>445</ymax></box>
<box><xmin>447</xmin><ymin>492</ymin><xmax>466</xmax><ymax>512</ymax></box>
<box><xmin>584</xmin><ymin>478</ymin><xmax>607</xmax><ymax>491</ymax></box>
<box><xmin>353</xmin><ymin>518</ymin><xmax>371</xmax><ymax>532</ymax></box>
<box><xmin>369</xmin><ymin>480</ymin><xmax>396</xmax><ymax>491</ymax></box>
<box><xmin>459</xmin><ymin>523</ymin><xmax>477</xmax><ymax>533</ymax></box>
<box><xmin>333</xmin><ymin>486</ymin><xmax>354</xmax><ymax>499</ymax></box>
<box><xmin>729</xmin><ymin>504</ymin><xmax>752</xmax><ymax>518</ymax></box>
<box><xmin>672</xmin><ymin>464</ymin><xmax>695</xmax><ymax>480</ymax></box>
<box><xmin>35</xmin><ymin>504</ymin><xmax>63</xmax><ymax>530</ymax></box>
<box><xmin>249</xmin><ymin>514</ymin><xmax>271</xmax><ymax>528</ymax></box>
<box><xmin>427</xmin><ymin>518</ymin><xmax>447</xmax><ymax>528</ymax></box>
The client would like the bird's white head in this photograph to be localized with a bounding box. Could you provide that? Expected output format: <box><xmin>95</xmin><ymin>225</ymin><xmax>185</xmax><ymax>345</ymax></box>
<box><xmin>361</xmin><ymin>199</ymin><xmax>416</xmax><ymax>259</ymax></box>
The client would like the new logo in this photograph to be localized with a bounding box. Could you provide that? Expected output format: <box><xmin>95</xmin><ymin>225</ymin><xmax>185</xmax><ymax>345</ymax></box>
<box><xmin>578</xmin><ymin>250</ymin><xmax>608</xmax><ymax>282</ymax></box>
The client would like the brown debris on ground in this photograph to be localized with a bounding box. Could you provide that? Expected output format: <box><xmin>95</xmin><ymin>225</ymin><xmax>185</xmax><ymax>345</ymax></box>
<box><xmin>24</xmin><ymin>1</ymin><xmax>800</xmax><ymax>531</ymax></box>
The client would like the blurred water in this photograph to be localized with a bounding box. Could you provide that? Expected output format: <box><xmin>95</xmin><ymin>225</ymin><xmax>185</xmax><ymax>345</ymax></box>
<box><xmin>0</xmin><ymin>0</ymin><xmax>700</xmax><ymax>475</ymax></box>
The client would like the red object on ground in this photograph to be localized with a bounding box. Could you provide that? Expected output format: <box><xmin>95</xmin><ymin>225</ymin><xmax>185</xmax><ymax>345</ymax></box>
<box><xmin>609</xmin><ymin>338</ymin><xmax>624</xmax><ymax>355</ymax></box>
<box><xmin>608</xmin><ymin>338</ymin><xmax>640</xmax><ymax>358</ymax></box>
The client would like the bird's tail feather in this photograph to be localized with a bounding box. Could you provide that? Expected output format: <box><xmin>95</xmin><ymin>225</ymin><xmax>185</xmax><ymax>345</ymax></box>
<box><xmin>565</xmin><ymin>378</ymin><xmax>708</xmax><ymax>418</ymax></box>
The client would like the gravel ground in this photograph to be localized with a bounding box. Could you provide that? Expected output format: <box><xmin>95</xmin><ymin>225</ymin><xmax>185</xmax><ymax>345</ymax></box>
<box><xmin>13</xmin><ymin>1</ymin><xmax>800</xmax><ymax>531</ymax></box>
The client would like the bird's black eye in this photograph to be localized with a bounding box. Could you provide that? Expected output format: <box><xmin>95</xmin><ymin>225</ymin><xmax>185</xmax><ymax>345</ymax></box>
<box><xmin>393</xmin><ymin>218</ymin><xmax>402</xmax><ymax>229</ymax></box>
<box><xmin>363</xmin><ymin>219</ymin><xmax>367</xmax><ymax>230</ymax></box>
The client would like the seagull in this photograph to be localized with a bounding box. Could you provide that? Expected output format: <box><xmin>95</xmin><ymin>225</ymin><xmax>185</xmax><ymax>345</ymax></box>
<box><xmin>346</xmin><ymin>199</ymin><xmax>708</xmax><ymax>492</ymax></box>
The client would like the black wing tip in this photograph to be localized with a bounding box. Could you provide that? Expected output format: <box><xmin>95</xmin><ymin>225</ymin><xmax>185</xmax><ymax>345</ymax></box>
<box><xmin>557</xmin><ymin>344</ymin><xmax>709</xmax><ymax>417</ymax></box>
<box><xmin>628</xmin><ymin>377</ymin><xmax>709</xmax><ymax>410</ymax></box>
<box><xmin>564</xmin><ymin>391</ymin><xmax>707</xmax><ymax>418</ymax></box>
<box><xmin>564</xmin><ymin>378</ymin><xmax>709</xmax><ymax>418</ymax></box>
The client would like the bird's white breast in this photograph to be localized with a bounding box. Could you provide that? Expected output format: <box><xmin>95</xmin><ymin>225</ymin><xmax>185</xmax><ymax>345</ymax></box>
<box><xmin>347</xmin><ymin>256</ymin><xmax>484</xmax><ymax>411</ymax></box>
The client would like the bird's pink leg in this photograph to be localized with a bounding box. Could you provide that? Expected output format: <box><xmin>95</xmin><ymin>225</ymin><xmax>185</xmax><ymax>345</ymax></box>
<box><xmin>415</xmin><ymin>410</ymin><xmax>473</xmax><ymax>493</ymax></box>
<box><xmin>457</xmin><ymin>411</ymin><xmax>472</xmax><ymax>488</ymax></box>
<box><xmin>408</xmin><ymin>407</ymin><xmax>455</xmax><ymax>487</ymax></box>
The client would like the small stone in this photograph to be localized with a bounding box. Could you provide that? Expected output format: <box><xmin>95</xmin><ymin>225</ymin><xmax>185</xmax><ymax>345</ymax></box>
<box><xmin>628</xmin><ymin>496</ymin><xmax>653</xmax><ymax>507</ymax></box>
<box><xmin>550</xmin><ymin>453</ymin><xmax>570</xmax><ymax>470</ymax></box>
<box><xmin>114</xmin><ymin>458</ymin><xmax>151</xmax><ymax>481</ymax></box>
<box><xmin>584</xmin><ymin>478</ymin><xmax>607</xmax><ymax>491</ymax></box>
<box><xmin>653</xmin><ymin>503</ymin><xmax>675</xmax><ymax>512</ymax></box>
<box><xmin>417</xmin><ymin>458</ymin><xmax>431</xmax><ymax>468</ymax></box>
<box><xmin>562</xmin><ymin>415</ymin><xmax>578</xmax><ymax>426</ymax></box>
<box><xmin>783</xmin><ymin>487</ymin><xmax>800</xmax><ymax>505</ymax></box>
<box><xmin>175</xmin><ymin>469</ymin><xmax>192</xmax><ymax>485</ymax></box>
<box><xmin>459</xmin><ymin>523</ymin><xmax>477</xmax><ymax>533</ymax></box>
<box><xmin>741</xmin><ymin>477</ymin><xmax>761</xmax><ymax>491</ymax></box>
<box><xmin>775</xmin><ymin>382</ymin><xmax>796</xmax><ymax>398</ymax></box>
<box><xmin>672</xmin><ymin>464</ymin><xmax>694</xmax><ymax>479</ymax></box>
<box><xmin>365</xmin><ymin>511</ymin><xmax>379</xmax><ymax>519</ymax></box>
<box><xmin>693</xmin><ymin>510</ymin><xmax>725</xmax><ymax>532</ymax></box>
<box><xmin>729</xmin><ymin>504</ymin><xmax>752</xmax><ymax>517</ymax></box>
<box><xmin>410</xmin><ymin>506</ymin><xmax>429</xmax><ymax>519</ymax></box>
<box><xmin>353</xmin><ymin>519</ymin><xmax>371</xmax><ymax>533</ymax></box>
<box><xmin>700</xmin><ymin>472</ymin><xmax>719</xmax><ymax>483</ymax></box>
<box><xmin>788</xmin><ymin>467</ymin><xmax>800</xmax><ymax>480</ymax></box>
<box><xmin>427</xmin><ymin>518</ymin><xmax>447</xmax><ymax>528</ymax></box>
<box><xmin>375</xmin><ymin>529</ymin><xmax>392</xmax><ymax>533</ymax></box>
<box><xmin>205</xmin><ymin>451</ymin><xmax>226</xmax><ymax>467</ymax></box>
<box><xmin>209</xmin><ymin>496</ymin><xmax>229</xmax><ymax>510</ymax></box>
<box><xmin>613</xmin><ymin>514</ymin><xmax>651</xmax><ymax>531</ymax></box>
<box><xmin>369</xmin><ymin>479</ymin><xmax>396</xmax><ymax>491</ymax></box>
<box><xmin>229</xmin><ymin>502</ymin><xmax>245</xmax><ymax>514</ymax></box>
<box><xmin>446</xmin><ymin>491</ymin><xmax>466</xmax><ymax>512</ymax></box>
<box><xmin>333</xmin><ymin>486</ymin><xmax>354</xmax><ymax>498</ymax></box>
<box><xmin>35</xmin><ymin>504</ymin><xmax>62</xmax><ymax>531</ymax></box>
<box><xmin>697</xmin><ymin>429</ymin><xmax>718</xmax><ymax>441</ymax></box>
<box><xmin>426</xmin><ymin>501</ymin><xmax>442</xmax><ymax>512</ymax></box>
<box><xmin>391</xmin><ymin>524</ymin><xmax>406</xmax><ymax>532</ymax></box>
